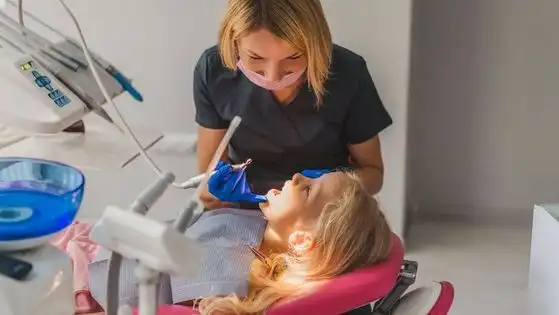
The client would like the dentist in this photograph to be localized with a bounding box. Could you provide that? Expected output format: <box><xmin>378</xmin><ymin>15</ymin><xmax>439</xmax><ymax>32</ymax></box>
<box><xmin>194</xmin><ymin>0</ymin><xmax>393</xmax><ymax>210</ymax></box>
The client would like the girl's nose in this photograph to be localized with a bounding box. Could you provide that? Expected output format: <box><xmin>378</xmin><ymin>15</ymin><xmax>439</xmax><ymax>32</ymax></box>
<box><xmin>292</xmin><ymin>173</ymin><xmax>303</xmax><ymax>185</ymax></box>
<box><xmin>292</xmin><ymin>173</ymin><xmax>311</xmax><ymax>187</ymax></box>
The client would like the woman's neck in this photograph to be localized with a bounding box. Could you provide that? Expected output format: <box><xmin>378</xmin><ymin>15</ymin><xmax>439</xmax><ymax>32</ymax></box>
<box><xmin>272</xmin><ymin>88</ymin><xmax>298</xmax><ymax>105</ymax></box>
<box><xmin>260</xmin><ymin>225</ymin><xmax>291</xmax><ymax>255</ymax></box>
<box><xmin>271</xmin><ymin>77</ymin><xmax>305</xmax><ymax>105</ymax></box>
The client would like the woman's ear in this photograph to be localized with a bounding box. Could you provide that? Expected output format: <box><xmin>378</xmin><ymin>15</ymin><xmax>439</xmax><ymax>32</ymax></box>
<box><xmin>288</xmin><ymin>230</ymin><xmax>315</xmax><ymax>254</ymax></box>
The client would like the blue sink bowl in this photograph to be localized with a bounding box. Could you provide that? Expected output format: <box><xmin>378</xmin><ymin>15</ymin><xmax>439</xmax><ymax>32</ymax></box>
<box><xmin>0</xmin><ymin>157</ymin><xmax>85</xmax><ymax>247</ymax></box>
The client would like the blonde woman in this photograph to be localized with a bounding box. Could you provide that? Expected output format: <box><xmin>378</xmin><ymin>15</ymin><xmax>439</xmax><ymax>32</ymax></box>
<box><xmin>197</xmin><ymin>0</ymin><xmax>393</xmax><ymax>210</ymax></box>
<box><xmin>88</xmin><ymin>171</ymin><xmax>392</xmax><ymax>315</ymax></box>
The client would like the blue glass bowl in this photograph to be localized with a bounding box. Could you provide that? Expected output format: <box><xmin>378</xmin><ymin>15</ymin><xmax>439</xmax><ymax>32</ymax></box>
<box><xmin>0</xmin><ymin>157</ymin><xmax>85</xmax><ymax>243</ymax></box>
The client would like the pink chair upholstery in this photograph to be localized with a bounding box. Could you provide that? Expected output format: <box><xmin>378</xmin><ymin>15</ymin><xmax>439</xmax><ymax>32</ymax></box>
<box><xmin>136</xmin><ymin>234</ymin><xmax>404</xmax><ymax>315</ymax></box>
<box><xmin>132</xmin><ymin>280</ymin><xmax>454</xmax><ymax>315</ymax></box>
<box><xmin>132</xmin><ymin>305</ymin><xmax>196</xmax><ymax>315</ymax></box>
<box><xmin>268</xmin><ymin>234</ymin><xmax>404</xmax><ymax>315</ymax></box>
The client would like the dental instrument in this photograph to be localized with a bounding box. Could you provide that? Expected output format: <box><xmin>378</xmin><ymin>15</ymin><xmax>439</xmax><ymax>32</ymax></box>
<box><xmin>208</xmin><ymin>160</ymin><xmax>267</xmax><ymax>204</ymax></box>
<box><xmin>0</xmin><ymin>1</ymin><xmax>455</xmax><ymax>315</ymax></box>
<box><xmin>230</xmin><ymin>158</ymin><xmax>252</xmax><ymax>191</ymax></box>
<box><xmin>150</xmin><ymin>159</ymin><xmax>253</xmax><ymax>190</ymax></box>
<box><xmin>120</xmin><ymin>135</ymin><xmax>165</xmax><ymax>169</ymax></box>
<box><xmin>247</xmin><ymin>245</ymin><xmax>266</xmax><ymax>263</ymax></box>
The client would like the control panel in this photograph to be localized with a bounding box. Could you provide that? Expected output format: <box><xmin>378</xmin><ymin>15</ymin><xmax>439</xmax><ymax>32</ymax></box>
<box><xmin>14</xmin><ymin>57</ymin><xmax>87</xmax><ymax>132</ymax></box>
<box><xmin>19</xmin><ymin>61</ymin><xmax>72</xmax><ymax>108</ymax></box>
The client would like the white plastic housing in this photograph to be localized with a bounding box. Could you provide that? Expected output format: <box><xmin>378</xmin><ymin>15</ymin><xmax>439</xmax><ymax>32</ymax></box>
<box><xmin>0</xmin><ymin>51</ymin><xmax>88</xmax><ymax>133</ymax></box>
<box><xmin>90</xmin><ymin>206</ymin><xmax>201</xmax><ymax>276</ymax></box>
<box><xmin>0</xmin><ymin>245</ymin><xmax>74</xmax><ymax>315</ymax></box>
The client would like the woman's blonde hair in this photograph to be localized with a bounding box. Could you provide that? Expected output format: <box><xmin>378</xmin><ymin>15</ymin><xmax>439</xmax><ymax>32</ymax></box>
<box><xmin>197</xmin><ymin>172</ymin><xmax>393</xmax><ymax>315</ymax></box>
<box><xmin>218</xmin><ymin>0</ymin><xmax>333</xmax><ymax>104</ymax></box>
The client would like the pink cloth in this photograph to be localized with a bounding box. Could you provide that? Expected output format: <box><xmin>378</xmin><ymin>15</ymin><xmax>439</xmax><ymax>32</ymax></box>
<box><xmin>50</xmin><ymin>221</ymin><xmax>102</xmax><ymax>314</ymax></box>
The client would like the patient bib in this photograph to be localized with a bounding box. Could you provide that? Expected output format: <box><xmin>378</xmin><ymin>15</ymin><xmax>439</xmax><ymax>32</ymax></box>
<box><xmin>88</xmin><ymin>208</ymin><xmax>267</xmax><ymax>307</ymax></box>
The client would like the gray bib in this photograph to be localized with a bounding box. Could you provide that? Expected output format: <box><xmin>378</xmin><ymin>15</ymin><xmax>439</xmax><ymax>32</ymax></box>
<box><xmin>89</xmin><ymin>208</ymin><xmax>267</xmax><ymax>308</ymax></box>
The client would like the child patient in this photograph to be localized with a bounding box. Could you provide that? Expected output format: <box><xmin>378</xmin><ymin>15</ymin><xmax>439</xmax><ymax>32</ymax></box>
<box><xmin>88</xmin><ymin>171</ymin><xmax>392</xmax><ymax>315</ymax></box>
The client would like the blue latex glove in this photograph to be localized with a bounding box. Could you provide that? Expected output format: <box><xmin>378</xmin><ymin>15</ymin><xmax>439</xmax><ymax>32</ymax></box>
<box><xmin>208</xmin><ymin>161</ymin><xmax>267</xmax><ymax>203</ymax></box>
<box><xmin>300</xmin><ymin>168</ymin><xmax>332</xmax><ymax>179</ymax></box>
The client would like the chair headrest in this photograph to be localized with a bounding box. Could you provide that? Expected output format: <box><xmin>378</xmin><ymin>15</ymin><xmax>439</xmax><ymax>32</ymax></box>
<box><xmin>268</xmin><ymin>233</ymin><xmax>404</xmax><ymax>315</ymax></box>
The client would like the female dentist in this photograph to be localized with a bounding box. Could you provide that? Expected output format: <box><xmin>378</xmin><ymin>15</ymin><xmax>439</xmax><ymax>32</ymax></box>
<box><xmin>195</xmin><ymin>0</ymin><xmax>393</xmax><ymax>210</ymax></box>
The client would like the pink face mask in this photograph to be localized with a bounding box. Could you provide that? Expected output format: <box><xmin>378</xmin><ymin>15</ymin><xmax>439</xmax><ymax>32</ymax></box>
<box><xmin>237</xmin><ymin>60</ymin><xmax>306</xmax><ymax>91</ymax></box>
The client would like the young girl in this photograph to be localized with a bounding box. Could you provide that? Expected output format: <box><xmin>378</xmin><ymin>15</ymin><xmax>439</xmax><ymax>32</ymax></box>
<box><xmin>199</xmin><ymin>171</ymin><xmax>393</xmax><ymax>314</ymax></box>
<box><xmin>88</xmin><ymin>171</ymin><xmax>392</xmax><ymax>315</ymax></box>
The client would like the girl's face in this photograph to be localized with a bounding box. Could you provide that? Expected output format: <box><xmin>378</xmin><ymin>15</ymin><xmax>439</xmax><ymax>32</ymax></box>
<box><xmin>259</xmin><ymin>172</ymin><xmax>346</xmax><ymax>229</ymax></box>
<box><xmin>237</xmin><ymin>28</ymin><xmax>307</xmax><ymax>82</ymax></box>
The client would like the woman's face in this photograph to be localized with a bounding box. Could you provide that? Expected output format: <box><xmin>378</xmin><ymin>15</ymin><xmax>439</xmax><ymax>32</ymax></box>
<box><xmin>260</xmin><ymin>172</ymin><xmax>346</xmax><ymax>229</ymax></box>
<box><xmin>237</xmin><ymin>28</ymin><xmax>307</xmax><ymax>82</ymax></box>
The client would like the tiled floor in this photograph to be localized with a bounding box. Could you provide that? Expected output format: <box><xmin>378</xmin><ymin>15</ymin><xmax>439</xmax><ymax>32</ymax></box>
<box><xmin>404</xmin><ymin>220</ymin><xmax>531</xmax><ymax>314</ymax></box>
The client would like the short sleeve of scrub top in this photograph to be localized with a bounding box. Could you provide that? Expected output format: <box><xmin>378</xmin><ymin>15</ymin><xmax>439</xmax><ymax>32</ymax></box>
<box><xmin>193</xmin><ymin>45</ymin><xmax>393</xmax><ymax>194</ymax></box>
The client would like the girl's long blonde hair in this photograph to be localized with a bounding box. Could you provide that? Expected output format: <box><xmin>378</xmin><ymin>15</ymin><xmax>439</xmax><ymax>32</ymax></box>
<box><xmin>197</xmin><ymin>172</ymin><xmax>393</xmax><ymax>315</ymax></box>
<box><xmin>218</xmin><ymin>0</ymin><xmax>333</xmax><ymax>104</ymax></box>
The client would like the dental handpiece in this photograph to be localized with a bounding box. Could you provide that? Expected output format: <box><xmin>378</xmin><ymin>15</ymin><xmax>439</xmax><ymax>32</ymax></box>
<box><xmin>179</xmin><ymin>159</ymin><xmax>252</xmax><ymax>189</ymax></box>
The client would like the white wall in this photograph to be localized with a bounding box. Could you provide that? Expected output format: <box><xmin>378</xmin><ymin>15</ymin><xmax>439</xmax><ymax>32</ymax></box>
<box><xmin>9</xmin><ymin>0</ymin><xmax>412</xmax><ymax>237</ymax></box>
<box><xmin>321</xmin><ymin>2</ymin><xmax>413</xmax><ymax>237</ymax></box>
<box><xmin>407</xmin><ymin>0</ymin><xmax>559</xmax><ymax>223</ymax></box>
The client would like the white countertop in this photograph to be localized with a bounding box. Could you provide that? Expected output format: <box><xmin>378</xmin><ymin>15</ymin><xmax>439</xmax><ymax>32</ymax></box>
<box><xmin>0</xmin><ymin>115</ymin><xmax>199</xmax><ymax>222</ymax></box>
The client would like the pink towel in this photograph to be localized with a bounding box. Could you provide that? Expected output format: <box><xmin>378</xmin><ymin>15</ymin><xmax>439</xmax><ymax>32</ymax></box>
<box><xmin>50</xmin><ymin>221</ymin><xmax>102</xmax><ymax>314</ymax></box>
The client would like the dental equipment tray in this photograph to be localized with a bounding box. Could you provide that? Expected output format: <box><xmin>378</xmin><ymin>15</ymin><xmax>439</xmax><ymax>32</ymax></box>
<box><xmin>0</xmin><ymin>39</ymin><xmax>125</xmax><ymax>133</ymax></box>
<box><xmin>40</xmin><ymin>40</ymin><xmax>125</xmax><ymax>107</ymax></box>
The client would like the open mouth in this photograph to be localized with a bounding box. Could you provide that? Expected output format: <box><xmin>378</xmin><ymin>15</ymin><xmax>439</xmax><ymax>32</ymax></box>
<box><xmin>265</xmin><ymin>189</ymin><xmax>281</xmax><ymax>202</ymax></box>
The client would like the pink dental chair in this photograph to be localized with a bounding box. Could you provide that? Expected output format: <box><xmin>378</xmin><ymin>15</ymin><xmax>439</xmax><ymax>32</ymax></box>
<box><xmin>133</xmin><ymin>235</ymin><xmax>454</xmax><ymax>315</ymax></box>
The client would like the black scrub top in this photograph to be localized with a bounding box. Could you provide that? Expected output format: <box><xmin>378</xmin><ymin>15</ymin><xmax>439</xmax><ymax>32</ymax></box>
<box><xmin>194</xmin><ymin>44</ymin><xmax>392</xmax><ymax>195</ymax></box>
